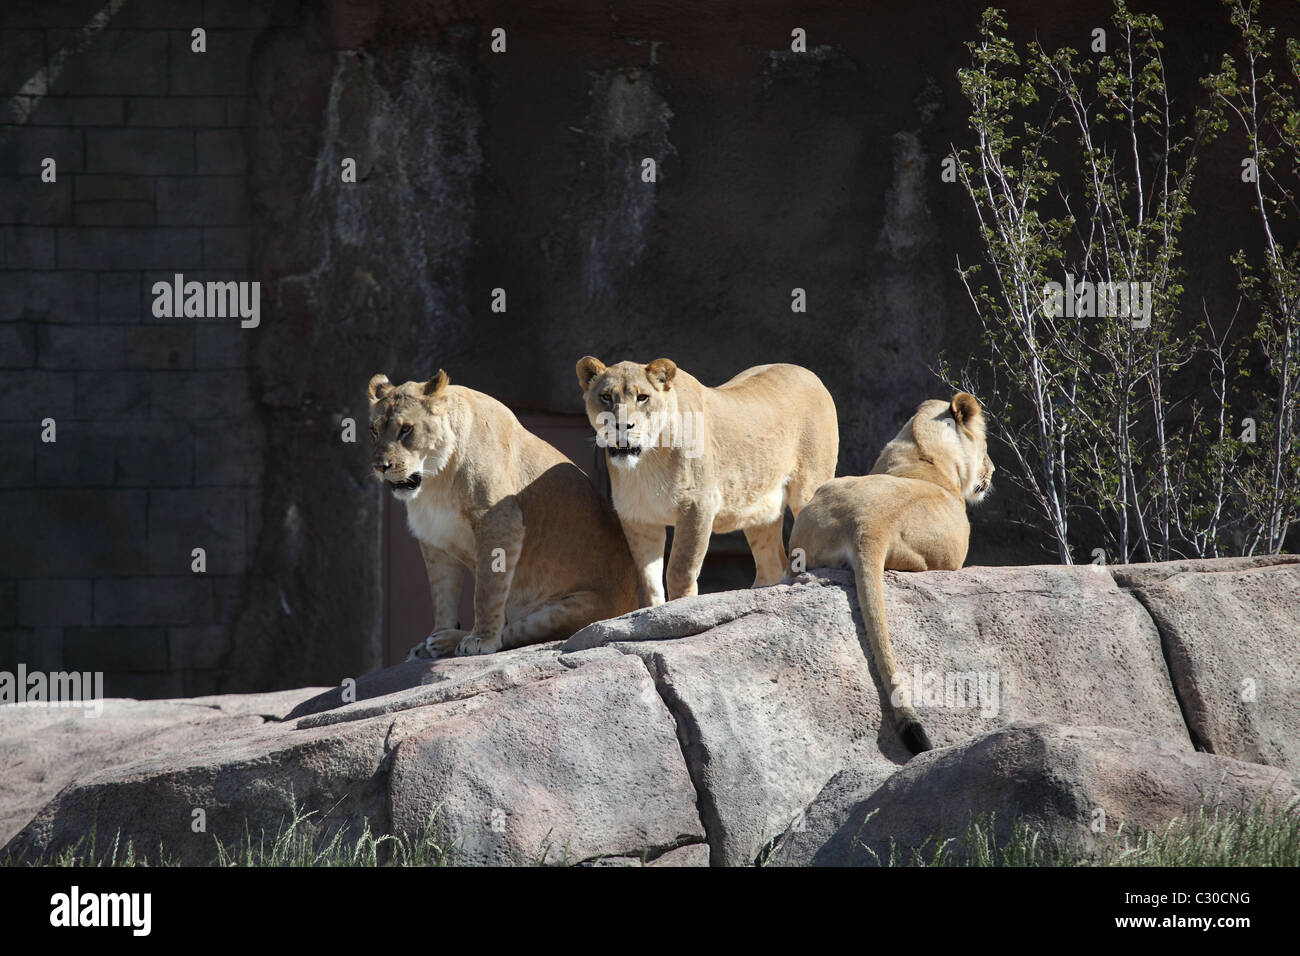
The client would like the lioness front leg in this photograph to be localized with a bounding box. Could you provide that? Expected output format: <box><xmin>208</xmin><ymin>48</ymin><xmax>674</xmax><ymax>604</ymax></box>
<box><xmin>407</xmin><ymin>542</ymin><xmax>468</xmax><ymax>660</ymax></box>
<box><xmin>665</xmin><ymin>505</ymin><xmax>715</xmax><ymax>601</ymax></box>
<box><xmin>455</xmin><ymin>501</ymin><xmax>524</xmax><ymax>656</ymax></box>
<box><xmin>419</xmin><ymin>540</ymin><xmax>465</xmax><ymax>631</ymax></box>
<box><xmin>621</xmin><ymin>519</ymin><xmax>667</xmax><ymax>607</ymax></box>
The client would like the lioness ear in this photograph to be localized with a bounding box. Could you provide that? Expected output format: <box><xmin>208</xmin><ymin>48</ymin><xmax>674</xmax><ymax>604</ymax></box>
<box><xmin>368</xmin><ymin>373</ymin><xmax>393</xmax><ymax>404</ymax></box>
<box><xmin>645</xmin><ymin>358</ymin><xmax>677</xmax><ymax>389</ymax></box>
<box><xmin>424</xmin><ymin>369</ymin><xmax>450</xmax><ymax>396</ymax></box>
<box><xmin>951</xmin><ymin>392</ymin><xmax>982</xmax><ymax>425</ymax></box>
<box><xmin>576</xmin><ymin>356</ymin><xmax>606</xmax><ymax>391</ymax></box>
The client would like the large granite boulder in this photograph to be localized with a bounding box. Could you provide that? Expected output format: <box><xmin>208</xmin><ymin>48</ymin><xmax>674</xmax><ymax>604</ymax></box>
<box><xmin>1125</xmin><ymin>560</ymin><xmax>1300</xmax><ymax>769</ymax></box>
<box><xmin>769</xmin><ymin>721</ymin><xmax>1299</xmax><ymax>867</ymax></box>
<box><xmin>3</xmin><ymin>557</ymin><xmax>1297</xmax><ymax>865</ymax></box>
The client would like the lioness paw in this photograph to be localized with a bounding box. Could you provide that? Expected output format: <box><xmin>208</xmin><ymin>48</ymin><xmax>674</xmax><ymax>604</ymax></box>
<box><xmin>454</xmin><ymin>632</ymin><xmax>502</xmax><ymax>656</ymax></box>
<box><xmin>408</xmin><ymin>629</ymin><xmax>470</xmax><ymax>661</ymax></box>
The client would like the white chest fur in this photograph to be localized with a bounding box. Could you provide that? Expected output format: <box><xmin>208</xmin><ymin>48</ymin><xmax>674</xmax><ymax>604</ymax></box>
<box><xmin>404</xmin><ymin>487</ymin><xmax>476</xmax><ymax>567</ymax></box>
<box><xmin>610</xmin><ymin>454</ymin><xmax>679</xmax><ymax>526</ymax></box>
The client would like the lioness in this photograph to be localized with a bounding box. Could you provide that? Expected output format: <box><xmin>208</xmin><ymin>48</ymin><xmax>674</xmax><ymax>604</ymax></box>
<box><xmin>368</xmin><ymin>370</ymin><xmax>639</xmax><ymax>658</ymax></box>
<box><xmin>786</xmin><ymin>392</ymin><xmax>994</xmax><ymax>755</ymax></box>
<box><xmin>576</xmin><ymin>357</ymin><xmax>839</xmax><ymax>605</ymax></box>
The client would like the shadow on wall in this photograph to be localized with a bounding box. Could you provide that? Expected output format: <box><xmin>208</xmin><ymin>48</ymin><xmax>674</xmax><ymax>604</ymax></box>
<box><xmin>227</xmin><ymin>0</ymin><xmax>1258</xmax><ymax>690</ymax></box>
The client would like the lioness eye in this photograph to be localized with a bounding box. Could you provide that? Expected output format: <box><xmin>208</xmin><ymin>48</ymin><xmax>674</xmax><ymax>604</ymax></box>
<box><xmin>600</xmin><ymin>393</ymin><xmax>612</xmax><ymax>405</ymax></box>
<box><xmin>399</xmin><ymin>424</ymin><xmax>412</xmax><ymax>438</ymax></box>
<box><xmin>637</xmin><ymin>394</ymin><xmax>649</xmax><ymax>403</ymax></box>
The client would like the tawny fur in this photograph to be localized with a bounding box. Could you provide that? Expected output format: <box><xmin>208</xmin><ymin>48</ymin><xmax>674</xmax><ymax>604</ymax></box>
<box><xmin>576</xmin><ymin>357</ymin><xmax>839</xmax><ymax>606</ymax></box>
<box><xmin>786</xmin><ymin>392</ymin><xmax>994</xmax><ymax>755</ymax></box>
<box><xmin>369</xmin><ymin>370</ymin><xmax>638</xmax><ymax>658</ymax></box>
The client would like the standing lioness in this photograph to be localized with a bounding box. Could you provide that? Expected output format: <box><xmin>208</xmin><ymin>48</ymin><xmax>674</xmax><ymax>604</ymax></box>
<box><xmin>369</xmin><ymin>370</ymin><xmax>638</xmax><ymax>658</ymax></box>
<box><xmin>576</xmin><ymin>357</ymin><xmax>839</xmax><ymax>605</ymax></box>
<box><xmin>787</xmin><ymin>392</ymin><xmax>994</xmax><ymax>755</ymax></box>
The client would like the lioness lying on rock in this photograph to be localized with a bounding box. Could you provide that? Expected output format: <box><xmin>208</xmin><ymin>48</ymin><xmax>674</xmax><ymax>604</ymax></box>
<box><xmin>368</xmin><ymin>369</ymin><xmax>639</xmax><ymax>659</ymax></box>
<box><xmin>787</xmin><ymin>392</ymin><xmax>994</xmax><ymax>755</ymax></box>
<box><xmin>577</xmin><ymin>356</ymin><xmax>839</xmax><ymax>606</ymax></box>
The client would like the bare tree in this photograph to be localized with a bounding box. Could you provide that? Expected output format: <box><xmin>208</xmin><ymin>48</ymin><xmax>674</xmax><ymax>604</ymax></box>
<box><xmin>948</xmin><ymin>1</ymin><xmax>1299</xmax><ymax>563</ymax></box>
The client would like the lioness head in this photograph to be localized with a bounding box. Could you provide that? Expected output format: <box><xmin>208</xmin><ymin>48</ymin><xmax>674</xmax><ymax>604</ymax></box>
<box><xmin>367</xmin><ymin>370</ymin><xmax>455</xmax><ymax>501</ymax></box>
<box><xmin>889</xmin><ymin>392</ymin><xmax>994</xmax><ymax>504</ymax></box>
<box><xmin>576</xmin><ymin>356</ymin><xmax>680</xmax><ymax>470</ymax></box>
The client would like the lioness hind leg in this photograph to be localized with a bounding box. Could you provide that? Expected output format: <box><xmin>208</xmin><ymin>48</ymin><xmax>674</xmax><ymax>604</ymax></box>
<box><xmin>744</xmin><ymin>517</ymin><xmax>787</xmax><ymax>587</ymax></box>
<box><xmin>496</xmin><ymin>591</ymin><xmax>610</xmax><ymax>650</ymax></box>
<box><xmin>785</xmin><ymin>466</ymin><xmax>833</xmax><ymax>521</ymax></box>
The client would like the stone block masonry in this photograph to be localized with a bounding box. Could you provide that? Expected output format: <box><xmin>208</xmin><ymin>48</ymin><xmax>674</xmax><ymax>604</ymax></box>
<box><xmin>0</xmin><ymin>2</ymin><xmax>280</xmax><ymax>698</ymax></box>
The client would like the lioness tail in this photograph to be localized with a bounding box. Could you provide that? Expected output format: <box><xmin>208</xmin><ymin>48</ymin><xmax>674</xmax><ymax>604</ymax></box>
<box><xmin>851</xmin><ymin>544</ymin><xmax>933</xmax><ymax>757</ymax></box>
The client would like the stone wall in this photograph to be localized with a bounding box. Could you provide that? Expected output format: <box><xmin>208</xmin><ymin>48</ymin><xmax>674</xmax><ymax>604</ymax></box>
<box><xmin>0</xmin><ymin>1</ymin><xmax>269</xmax><ymax>696</ymax></box>
<box><xmin>1</xmin><ymin>0</ymin><xmax>1297</xmax><ymax>695</ymax></box>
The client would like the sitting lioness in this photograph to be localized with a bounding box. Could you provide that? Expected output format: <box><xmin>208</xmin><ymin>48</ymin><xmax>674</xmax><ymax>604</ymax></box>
<box><xmin>368</xmin><ymin>370</ymin><xmax>639</xmax><ymax>658</ymax></box>
<box><xmin>576</xmin><ymin>357</ymin><xmax>839</xmax><ymax>605</ymax></box>
<box><xmin>786</xmin><ymin>392</ymin><xmax>994</xmax><ymax>756</ymax></box>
